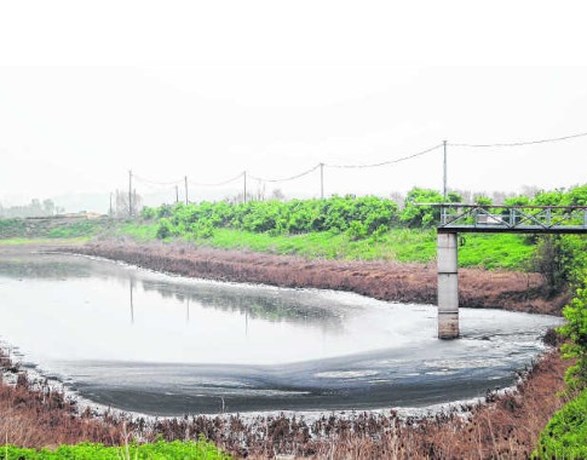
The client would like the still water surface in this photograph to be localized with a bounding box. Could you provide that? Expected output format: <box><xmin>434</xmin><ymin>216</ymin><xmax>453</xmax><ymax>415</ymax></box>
<box><xmin>0</xmin><ymin>252</ymin><xmax>561</xmax><ymax>415</ymax></box>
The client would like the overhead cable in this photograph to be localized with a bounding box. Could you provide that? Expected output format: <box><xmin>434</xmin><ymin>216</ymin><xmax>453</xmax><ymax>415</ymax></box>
<box><xmin>450</xmin><ymin>131</ymin><xmax>587</xmax><ymax>148</ymax></box>
<box><xmin>133</xmin><ymin>174</ymin><xmax>183</xmax><ymax>187</ymax></box>
<box><xmin>189</xmin><ymin>171</ymin><xmax>244</xmax><ymax>187</ymax></box>
<box><xmin>325</xmin><ymin>144</ymin><xmax>444</xmax><ymax>169</ymax></box>
<box><xmin>249</xmin><ymin>164</ymin><xmax>321</xmax><ymax>183</ymax></box>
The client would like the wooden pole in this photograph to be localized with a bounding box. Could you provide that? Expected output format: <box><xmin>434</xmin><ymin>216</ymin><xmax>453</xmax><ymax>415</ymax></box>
<box><xmin>320</xmin><ymin>163</ymin><xmax>324</xmax><ymax>199</ymax></box>
<box><xmin>443</xmin><ymin>140</ymin><xmax>448</xmax><ymax>200</ymax></box>
<box><xmin>243</xmin><ymin>171</ymin><xmax>247</xmax><ymax>203</ymax></box>
<box><xmin>128</xmin><ymin>170</ymin><xmax>133</xmax><ymax>217</ymax></box>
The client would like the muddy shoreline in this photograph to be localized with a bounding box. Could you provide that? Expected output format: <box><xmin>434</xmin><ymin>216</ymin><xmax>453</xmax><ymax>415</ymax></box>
<box><xmin>66</xmin><ymin>239</ymin><xmax>570</xmax><ymax>315</ymax></box>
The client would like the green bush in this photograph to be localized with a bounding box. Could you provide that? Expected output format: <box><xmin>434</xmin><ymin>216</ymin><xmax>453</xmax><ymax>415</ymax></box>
<box><xmin>534</xmin><ymin>388</ymin><xmax>587</xmax><ymax>459</ymax></box>
<box><xmin>156</xmin><ymin>218</ymin><xmax>173</xmax><ymax>239</ymax></box>
<box><xmin>560</xmin><ymin>285</ymin><xmax>587</xmax><ymax>389</ymax></box>
<box><xmin>0</xmin><ymin>219</ymin><xmax>26</xmax><ymax>238</ymax></box>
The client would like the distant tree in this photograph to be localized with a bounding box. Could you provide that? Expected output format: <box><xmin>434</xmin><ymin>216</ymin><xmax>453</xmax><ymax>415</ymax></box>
<box><xmin>520</xmin><ymin>185</ymin><xmax>540</xmax><ymax>198</ymax></box>
<box><xmin>114</xmin><ymin>189</ymin><xmax>143</xmax><ymax>218</ymax></box>
<box><xmin>253</xmin><ymin>181</ymin><xmax>266</xmax><ymax>201</ymax></box>
<box><xmin>42</xmin><ymin>199</ymin><xmax>55</xmax><ymax>216</ymax></box>
<box><xmin>389</xmin><ymin>191</ymin><xmax>404</xmax><ymax>208</ymax></box>
<box><xmin>270</xmin><ymin>188</ymin><xmax>286</xmax><ymax>201</ymax></box>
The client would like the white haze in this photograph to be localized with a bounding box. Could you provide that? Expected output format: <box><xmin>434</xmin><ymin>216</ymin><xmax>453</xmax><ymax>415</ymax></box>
<box><xmin>1</xmin><ymin>1</ymin><xmax>587</xmax><ymax>212</ymax></box>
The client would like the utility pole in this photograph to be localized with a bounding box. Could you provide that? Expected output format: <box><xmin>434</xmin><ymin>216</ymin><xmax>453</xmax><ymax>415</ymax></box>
<box><xmin>109</xmin><ymin>192</ymin><xmax>113</xmax><ymax>218</ymax></box>
<box><xmin>320</xmin><ymin>163</ymin><xmax>324</xmax><ymax>199</ymax></box>
<box><xmin>175</xmin><ymin>185</ymin><xmax>179</xmax><ymax>203</ymax></box>
<box><xmin>243</xmin><ymin>171</ymin><xmax>247</xmax><ymax>203</ymax></box>
<box><xmin>128</xmin><ymin>170</ymin><xmax>133</xmax><ymax>217</ymax></box>
<box><xmin>184</xmin><ymin>176</ymin><xmax>189</xmax><ymax>205</ymax></box>
<box><xmin>442</xmin><ymin>140</ymin><xmax>448</xmax><ymax>201</ymax></box>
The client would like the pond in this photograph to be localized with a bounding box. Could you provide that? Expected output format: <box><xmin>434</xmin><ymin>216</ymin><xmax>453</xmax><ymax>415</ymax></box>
<box><xmin>0</xmin><ymin>251</ymin><xmax>561</xmax><ymax>415</ymax></box>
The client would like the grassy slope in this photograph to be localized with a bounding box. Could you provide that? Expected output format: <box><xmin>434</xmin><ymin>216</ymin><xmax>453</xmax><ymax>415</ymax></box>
<box><xmin>0</xmin><ymin>218</ymin><xmax>110</xmax><ymax>244</ymax></box>
<box><xmin>0</xmin><ymin>237</ymin><xmax>90</xmax><ymax>246</ymax></box>
<box><xmin>118</xmin><ymin>223</ymin><xmax>534</xmax><ymax>270</ymax></box>
<box><xmin>0</xmin><ymin>215</ymin><xmax>536</xmax><ymax>270</ymax></box>
<box><xmin>2</xmin><ymin>440</ymin><xmax>229</xmax><ymax>459</ymax></box>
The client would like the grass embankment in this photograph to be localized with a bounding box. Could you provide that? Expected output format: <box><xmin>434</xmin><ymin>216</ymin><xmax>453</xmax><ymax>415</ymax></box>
<box><xmin>0</xmin><ymin>217</ymin><xmax>112</xmax><ymax>246</ymax></box>
<box><xmin>2</xmin><ymin>441</ymin><xmax>228</xmax><ymax>460</ymax></box>
<box><xmin>0</xmin><ymin>237</ymin><xmax>89</xmax><ymax>246</ymax></box>
<box><xmin>118</xmin><ymin>223</ymin><xmax>534</xmax><ymax>270</ymax></box>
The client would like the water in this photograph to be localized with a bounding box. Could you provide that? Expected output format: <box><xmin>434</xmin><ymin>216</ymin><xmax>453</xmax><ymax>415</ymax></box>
<box><xmin>0</xmin><ymin>252</ymin><xmax>561</xmax><ymax>415</ymax></box>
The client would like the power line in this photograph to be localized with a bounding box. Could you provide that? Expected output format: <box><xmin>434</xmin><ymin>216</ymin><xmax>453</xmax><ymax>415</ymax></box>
<box><xmin>128</xmin><ymin>129</ymin><xmax>587</xmax><ymax>198</ymax></box>
<box><xmin>450</xmin><ymin>130</ymin><xmax>587</xmax><ymax>148</ymax></box>
<box><xmin>133</xmin><ymin>174</ymin><xmax>183</xmax><ymax>186</ymax></box>
<box><xmin>248</xmin><ymin>164</ymin><xmax>321</xmax><ymax>183</ymax></box>
<box><xmin>188</xmin><ymin>171</ymin><xmax>244</xmax><ymax>187</ymax></box>
<box><xmin>325</xmin><ymin>144</ymin><xmax>444</xmax><ymax>169</ymax></box>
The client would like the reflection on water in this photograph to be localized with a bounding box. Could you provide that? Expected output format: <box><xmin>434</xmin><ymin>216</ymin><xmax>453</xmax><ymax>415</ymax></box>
<box><xmin>140</xmin><ymin>277</ymin><xmax>344</xmax><ymax>328</ymax></box>
<box><xmin>0</xmin><ymin>252</ymin><xmax>562</xmax><ymax>415</ymax></box>
<box><xmin>0</xmin><ymin>257</ymin><xmax>93</xmax><ymax>279</ymax></box>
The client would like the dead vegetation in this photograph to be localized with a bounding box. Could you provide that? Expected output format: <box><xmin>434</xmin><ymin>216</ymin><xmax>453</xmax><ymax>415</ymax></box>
<box><xmin>0</xmin><ymin>352</ymin><xmax>125</xmax><ymax>447</ymax></box>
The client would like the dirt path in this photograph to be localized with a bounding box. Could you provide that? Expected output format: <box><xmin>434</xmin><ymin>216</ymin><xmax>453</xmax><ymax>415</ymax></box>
<box><xmin>68</xmin><ymin>240</ymin><xmax>569</xmax><ymax>315</ymax></box>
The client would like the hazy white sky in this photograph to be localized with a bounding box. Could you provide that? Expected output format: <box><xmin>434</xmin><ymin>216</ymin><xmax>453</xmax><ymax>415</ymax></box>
<box><xmin>1</xmin><ymin>1</ymin><xmax>587</xmax><ymax>209</ymax></box>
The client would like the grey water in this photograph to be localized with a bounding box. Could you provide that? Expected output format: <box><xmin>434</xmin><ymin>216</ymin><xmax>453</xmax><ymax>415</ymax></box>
<box><xmin>0</xmin><ymin>252</ymin><xmax>561</xmax><ymax>416</ymax></box>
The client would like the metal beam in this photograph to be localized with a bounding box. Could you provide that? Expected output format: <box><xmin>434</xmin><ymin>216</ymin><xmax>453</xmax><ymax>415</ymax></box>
<box><xmin>433</xmin><ymin>204</ymin><xmax>587</xmax><ymax>235</ymax></box>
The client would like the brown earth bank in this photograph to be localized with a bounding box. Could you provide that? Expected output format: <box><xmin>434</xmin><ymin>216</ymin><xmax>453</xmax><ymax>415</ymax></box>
<box><xmin>0</xmin><ymin>347</ymin><xmax>570</xmax><ymax>459</ymax></box>
<box><xmin>67</xmin><ymin>239</ymin><xmax>570</xmax><ymax>315</ymax></box>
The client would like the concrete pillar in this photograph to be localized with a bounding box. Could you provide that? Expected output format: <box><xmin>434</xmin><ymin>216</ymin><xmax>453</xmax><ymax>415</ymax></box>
<box><xmin>437</xmin><ymin>232</ymin><xmax>459</xmax><ymax>339</ymax></box>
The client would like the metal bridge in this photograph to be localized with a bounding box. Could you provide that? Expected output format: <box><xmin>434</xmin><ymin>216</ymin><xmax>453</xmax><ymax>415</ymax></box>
<box><xmin>433</xmin><ymin>204</ymin><xmax>587</xmax><ymax>340</ymax></box>
<box><xmin>437</xmin><ymin>204</ymin><xmax>587</xmax><ymax>234</ymax></box>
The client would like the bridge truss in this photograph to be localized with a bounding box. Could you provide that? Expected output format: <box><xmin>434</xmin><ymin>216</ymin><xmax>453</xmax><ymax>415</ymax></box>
<box><xmin>435</xmin><ymin>204</ymin><xmax>587</xmax><ymax>234</ymax></box>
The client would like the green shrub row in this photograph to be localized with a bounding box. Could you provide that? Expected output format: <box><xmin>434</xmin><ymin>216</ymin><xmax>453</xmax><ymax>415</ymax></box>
<box><xmin>146</xmin><ymin>195</ymin><xmax>401</xmax><ymax>240</ymax></box>
<box><xmin>143</xmin><ymin>184</ymin><xmax>587</xmax><ymax>242</ymax></box>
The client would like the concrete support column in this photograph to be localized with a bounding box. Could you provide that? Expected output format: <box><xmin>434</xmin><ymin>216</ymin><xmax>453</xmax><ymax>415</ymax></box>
<box><xmin>437</xmin><ymin>232</ymin><xmax>459</xmax><ymax>339</ymax></box>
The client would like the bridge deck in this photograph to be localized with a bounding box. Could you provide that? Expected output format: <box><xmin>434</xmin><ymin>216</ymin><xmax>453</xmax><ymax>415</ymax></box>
<box><xmin>433</xmin><ymin>204</ymin><xmax>587</xmax><ymax>235</ymax></box>
<box><xmin>438</xmin><ymin>225</ymin><xmax>587</xmax><ymax>234</ymax></box>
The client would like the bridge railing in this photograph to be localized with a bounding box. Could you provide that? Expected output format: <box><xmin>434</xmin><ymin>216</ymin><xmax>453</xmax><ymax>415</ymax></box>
<box><xmin>426</xmin><ymin>204</ymin><xmax>587</xmax><ymax>233</ymax></box>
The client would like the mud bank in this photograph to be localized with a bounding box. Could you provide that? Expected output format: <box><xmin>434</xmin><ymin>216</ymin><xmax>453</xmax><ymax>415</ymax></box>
<box><xmin>68</xmin><ymin>240</ymin><xmax>569</xmax><ymax>315</ymax></box>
